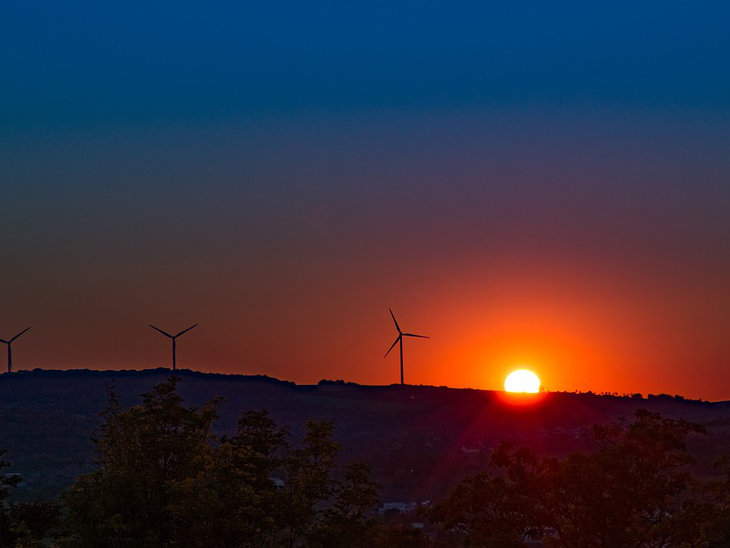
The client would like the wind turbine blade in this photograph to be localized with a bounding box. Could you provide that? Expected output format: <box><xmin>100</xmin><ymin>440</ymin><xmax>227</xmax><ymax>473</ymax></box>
<box><xmin>389</xmin><ymin>308</ymin><xmax>401</xmax><ymax>334</ymax></box>
<box><xmin>0</xmin><ymin>339</ymin><xmax>7</xmax><ymax>345</ymax></box>
<box><xmin>10</xmin><ymin>327</ymin><xmax>31</xmax><ymax>343</ymax></box>
<box><xmin>403</xmin><ymin>333</ymin><xmax>429</xmax><ymax>339</ymax></box>
<box><xmin>149</xmin><ymin>324</ymin><xmax>173</xmax><ymax>338</ymax></box>
<box><xmin>384</xmin><ymin>336</ymin><xmax>401</xmax><ymax>357</ymax></box>
<box><xmin>175</xmin><ymin>323</ymin><xmax>199</xmax><ymax>338</ymax></box>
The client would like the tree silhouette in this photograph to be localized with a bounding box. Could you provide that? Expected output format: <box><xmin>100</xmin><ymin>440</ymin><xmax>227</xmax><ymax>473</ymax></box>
<box><xmin>542</xmin><ymin>410</ymin><xmax>707</xmax><ymax>548</ymax></box>
<box><xmin>0</xmin><ymin>450</ymin><xmax>61</xmax><ymax>547</ymax></box>
<box><xmin>63</xmin><ymin>377</ymin><xmax>220</xmax><ymax>547</ymax></box>
<box><xmin>430</xmin><ymin>410</ymin><xmax>709</xmax><ymax>548</ymax></box>
<box><xmin>63</xmin><ymin>378</ymin><xmax>382</xmax><ymax>548</ymax></box>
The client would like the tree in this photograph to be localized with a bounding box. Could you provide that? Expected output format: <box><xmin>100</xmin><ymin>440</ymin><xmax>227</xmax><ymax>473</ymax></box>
<box><xmin>63</xmin><ymin>378</ymin><xmax>383</xmax><ymax>548</ymax></box>
<box><xmin>63</xmin><ymin>377</ymin><xmax>220</xmax><ymax>548</ymax></box>
<box><xmin>429</xmin><ymin>444</ymin><xmax>546</xmax><ymax>547</ymax></box>
<box><xmin>7</xmin><ymin>500</ymin><xmax>61</xmax><ymax>548</ymax></box>
<box><xmin>701</xmin><ymin>455</ymin><xmax>730</xmax><ymax>548</ymax></box>
<box><xmin>0</xmin><ymin>450</ymin><xmax>21</xmax><ymax>547</ymax></box>
<box><xmin>430</xmin><ymin>410</ymin><xmax>708</xmax><ymax>548</ymax></box>
<box><xmin>168</xmin><ymin>410</ymin><xmax>290</xmax><ymax>548</ymax></box>
<box><xmin>543</xmin><ymin>410</ymin><xmax>706</xmax><ymax>548</ymax></box>
<box><xmin>226</xmin><ymin>409</ymin><xmax>289</xmax><ymax>542</ymax></box>
<box><xmin>0</xmin><ymin>451</ymin><xmax>61</xmax><ymax>548</ymax></box>
<box><xmin>307</xmin><ymin>462</ymin><xmax>381</xmax><ymax>548</ymax></box>
<box><xmin>281</xmin><ymin>421</ymin><xmax>341</xmax><ymax>547</ymax></box>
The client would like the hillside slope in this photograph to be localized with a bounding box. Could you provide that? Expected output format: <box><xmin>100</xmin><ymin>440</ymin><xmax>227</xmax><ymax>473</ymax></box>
<box><xmin>1</xmin><ymin>369</ymin><xmax>729</xmax><ymax>502</ymax></box>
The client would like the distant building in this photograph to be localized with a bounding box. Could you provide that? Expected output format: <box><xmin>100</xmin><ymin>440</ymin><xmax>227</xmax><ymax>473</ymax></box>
<box><xmin>379</xmin><ymin>502</ymin><xmax>416</xmax><ymax>514</ymax></box>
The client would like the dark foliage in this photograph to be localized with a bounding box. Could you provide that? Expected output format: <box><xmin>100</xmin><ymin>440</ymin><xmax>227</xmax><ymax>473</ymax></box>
<box><xmin>430</xmin><ymin>410</ymin><xmax>720</xmax><ymax>548</ymax></box>
<box><xmin>0</xmin><ymin>450</ymin><xmax>60</xmax><ymax>547</ymax></box>
<box><xmin>6</xmin><ymin>375</ymin><xmax>730</xmax><ymax>547</ymax></box>
<box><xmin>61</xmin><ymin>377</ymin><xmax>380</xmax><ymax>548</ymax></box>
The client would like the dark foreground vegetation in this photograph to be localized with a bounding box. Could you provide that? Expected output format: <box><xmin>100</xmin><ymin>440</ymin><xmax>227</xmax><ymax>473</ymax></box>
<box><xmin>3</xmin><ymin>377</ymin><xmax>730</xmax><ymax>547</ymax></box>
<box><xmin>3</xmin><ymin>369</ymin><xmax>727</xmax><ymax>505</ymax></box>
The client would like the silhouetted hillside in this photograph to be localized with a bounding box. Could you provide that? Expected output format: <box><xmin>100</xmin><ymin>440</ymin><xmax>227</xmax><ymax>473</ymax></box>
<box><xmin>2</xmin><ymin>368</ymin><xmax>730</xmax><ymax>502</ymax></box>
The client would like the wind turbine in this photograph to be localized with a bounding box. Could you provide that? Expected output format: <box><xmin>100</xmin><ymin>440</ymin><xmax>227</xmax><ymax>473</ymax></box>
<box><xmin>149</xmin><ymin>324</ymin><xmax>198</xmax><ymax>371</ymax></box>
<box><xmin>384</xmin><ymin>309</ymin><xmax>428</xmax><ymax>385</ymax></box>
<box><xmin>0</xmin><ymin>327</ymin><xmax>31</xmax><ymax>373</ymax></box>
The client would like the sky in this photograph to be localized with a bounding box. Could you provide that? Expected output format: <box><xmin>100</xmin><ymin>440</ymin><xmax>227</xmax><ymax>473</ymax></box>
<box><xmin>2</xmin><ymin>2</ymin><xmax>730</xmax><ymax>399</ymax></box>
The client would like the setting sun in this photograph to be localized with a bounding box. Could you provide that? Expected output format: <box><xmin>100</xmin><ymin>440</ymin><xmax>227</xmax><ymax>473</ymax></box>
<box><xmin>504</xmin><ymin>369</ymin><xmax>541</xmax><ymax>393</ymax></box>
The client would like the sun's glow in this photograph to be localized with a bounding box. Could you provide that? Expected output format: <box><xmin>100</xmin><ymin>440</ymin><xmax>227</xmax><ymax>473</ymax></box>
<box><xmin>504</xmin><ymin>369</ymin><xmax>541</xmax><ymax>393</ymax></box>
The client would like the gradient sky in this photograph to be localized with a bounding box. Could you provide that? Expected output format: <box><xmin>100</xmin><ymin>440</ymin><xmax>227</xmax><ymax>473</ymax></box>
<box><xmin>2</xmin><ymin>2</ymin><xmax>730</xmax><ymax>399</ymax></box>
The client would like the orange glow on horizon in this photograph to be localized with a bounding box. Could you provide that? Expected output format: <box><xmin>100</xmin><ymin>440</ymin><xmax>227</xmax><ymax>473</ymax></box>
<box><xmin>498</xmin><ymin>390</ymin><xmax>546</xmax><ymax>407</ymax></box>
<box><xmin>4</xmin><ymin>252</ymin><xmax>730</xmax><ymax>401</ymax></box>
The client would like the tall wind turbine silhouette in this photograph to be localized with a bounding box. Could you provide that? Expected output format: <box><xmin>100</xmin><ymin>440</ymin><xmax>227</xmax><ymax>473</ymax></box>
<box><xmin>384</xmin><ymin>309</ymin><xmax>429</xmax><ymax>385</ymax></box>
<box><xmin>149</xmin><ymin>324</ymin><xmax>198</xmax><ymax>371</ymax></box>
<box><xmin>0</xmin><ymin>327</ymin><xmax>31</xmax><ymax>373</ymax></box>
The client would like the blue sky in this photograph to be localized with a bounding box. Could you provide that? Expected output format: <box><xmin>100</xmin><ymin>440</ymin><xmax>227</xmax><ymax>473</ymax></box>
<box><xmin>3</xmin><ymin>2</ymin><xmax>729</xmax><ymax>126</ymax></box>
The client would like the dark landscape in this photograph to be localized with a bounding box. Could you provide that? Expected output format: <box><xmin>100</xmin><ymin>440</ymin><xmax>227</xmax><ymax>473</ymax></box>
<box><xmin>4</xmin><ymin>369</ymin><xmax>730</xmax><ymax>504</ymax></box>
<box><xmin>5</xmin><ymin>2</ymin><xmax>730</xmax><ymax>545</ymax></box>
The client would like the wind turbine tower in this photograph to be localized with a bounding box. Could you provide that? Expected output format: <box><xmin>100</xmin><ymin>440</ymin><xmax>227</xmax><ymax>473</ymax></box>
<box><xmin>149</xmin><ymin>323</ymin><xmax>198</xmax><ymax>371</ymax></box>
<box><xmin>384</xmin><ymin>309</ymin><xmax>429</xmax><ymax>385</ymax></box>
<box><xmin>0</xmin><ymin>327</ymin><xmax>31</xmax><ymax>373</ymax></box>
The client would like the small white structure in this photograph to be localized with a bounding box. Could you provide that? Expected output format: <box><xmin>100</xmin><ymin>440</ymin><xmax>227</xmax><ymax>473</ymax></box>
<box><xmin>379</xmin><ymin>502</ymin><xmax>416</xmax><ymax>514</ymax></box>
